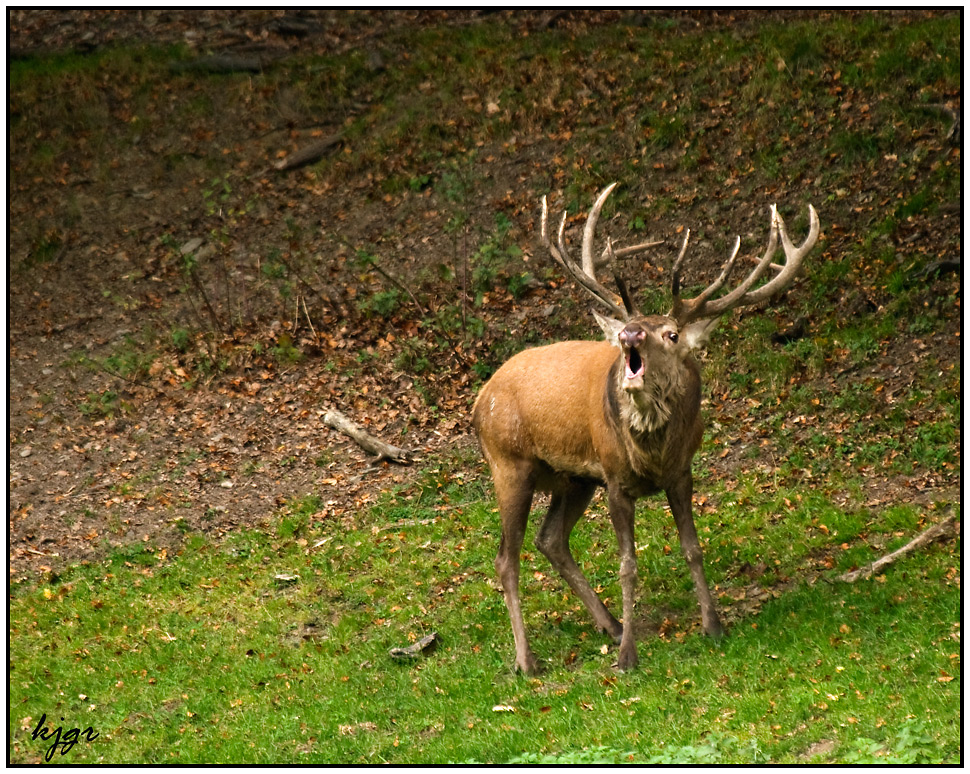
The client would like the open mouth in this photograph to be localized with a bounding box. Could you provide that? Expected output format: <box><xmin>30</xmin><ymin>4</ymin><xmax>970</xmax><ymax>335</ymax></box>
<box><xmin>624</xmin><ymin>345</ymin><xmax>644</xmax><ymax>382</ymax></box>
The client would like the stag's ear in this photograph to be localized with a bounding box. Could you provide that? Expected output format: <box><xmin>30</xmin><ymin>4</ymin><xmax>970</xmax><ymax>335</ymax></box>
<box><xmin>592</xmin><ymin>309</ymin><xmax>626</xmax><ymax>345</ymax></box>
<box><xmin>681</xmin><ymin>317</ymin><xmax>721</xmax><ymax>351</ymax></box>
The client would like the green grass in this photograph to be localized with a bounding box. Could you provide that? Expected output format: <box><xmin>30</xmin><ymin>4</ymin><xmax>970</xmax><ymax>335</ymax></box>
<box><xmin>9</xmin><ymin>467</ymin><xmax>960</xmax><ymax>764</ymax></box>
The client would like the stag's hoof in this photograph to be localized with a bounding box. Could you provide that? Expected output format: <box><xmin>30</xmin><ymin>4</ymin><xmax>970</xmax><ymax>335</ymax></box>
<box><xmin>515</xmin><ymin>655</ymin><xmax>542</xmax><ymax>676</ymax></box>
<box><xmin>703</xmin><ymin>615</ymin><xmax>725</xmax><ymax>641</ymax></box>
<box><xmin>614</xmin><ymin>645</ymin><xmax>639</xmax><ymax>672</ymax></box>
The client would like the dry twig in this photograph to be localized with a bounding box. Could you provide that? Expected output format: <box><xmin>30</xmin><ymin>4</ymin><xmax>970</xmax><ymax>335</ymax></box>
<box><xmin>274</xmin><ymin>132</ymin><xmax>344</xmax><ymax>172</ymax></box>
<box><xmin>839</xmin><ymin>514</ymin><xmax>957</xmax><ymax>583</ymax></box>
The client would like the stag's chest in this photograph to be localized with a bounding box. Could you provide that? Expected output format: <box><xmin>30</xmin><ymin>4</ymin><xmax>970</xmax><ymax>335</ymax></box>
<box><xmin>624</xmin><ymin>428</ymin><xmax>671</xmax><ymax>492</ymax></box>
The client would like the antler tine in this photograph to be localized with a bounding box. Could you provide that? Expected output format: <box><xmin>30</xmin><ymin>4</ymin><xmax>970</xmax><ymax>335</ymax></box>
<box><xmin>539</xmin><ymin>192</ymin><xmax>629</xmax><ymax>320</ymax></box>
<box><xmin>581</xmin><ymin>182</ymin><xmax>618</xmax><ymax>277</ymax></box>
<box><xmin>704</xmin><ymin>223</ymin><xmax>778</xmax><ymax>316</ymax></box>
<box><xmin>605</xmin><ymin>237</ymin><xmax>637</xmax><ymax>316</ymax></box>
<box><xmin>556</xmin><ymin>210</ymin><xmax>570</xmax><ymax>265</ymax></box>
<box><xmin>672</xmin><ymin>217</ymin><xmax>777</xmax><ymax>323</ymax></box>
<box><xmin>609</xmin><ymin>240</ymin><xmax>665</xmax><ymax>260</ymax></box>
<box><xmin>670</xmin><ymin>229</ymin><xmax>691</xmax><ymax>299</ymax></box>
<box><xmin>583</xmin><ymin>183</ymin><xmax>665</xmax><ymax>273</ymax></box>
<box><xmin>539</xmin><ymin>196</ymin><xmax>569</xmax><ymax>269</ymax></box>
<box><xmin>690</xmin><ymin>236</ymin><xmax>742</xmax><ymax>307</ymax></box>
<box><xmin>739</xmin><ymin>204</ymin><xmax>819</xmax><ymax>306</ymax></box>
<box><xmin>540</xmin><ymin>194</ymin><xmax>550</xmax><ymax>244</ymax></box>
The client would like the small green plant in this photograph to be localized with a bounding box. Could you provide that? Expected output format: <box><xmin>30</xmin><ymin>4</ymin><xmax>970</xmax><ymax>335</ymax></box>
<box><xmin>894</xmin><ymin>186</ymin><xmax>934</xmax><ymax>221</ymax></box>
<box><xmin>313</xmin><ymin>451</ymin><xmax>334</xmax><ymax>468</ymax></box>
<box><xmin>261</xmin><ymin>248</ymin><xmax>287</xmax><ymax>281</ymax></box>
<box><xmin>271</xmin><ymin>333</ymin><xmax>302</xmax><ymax>364</ymax></box>
<box><xmin>408</xmin><ymin>172</ymin><xmax>432</xmax><ymax>191</ymax></box>
<box><xmin>240</xmin><ymin>461</ymin><xmax>263</xmax><ymax>476</ymax></box>
<box><xmin>360</xmin><ymin>288</ymin><xmax>403</xmax><ymax>318</ymax></box>
<box><xmin>505</xmin><ymin>270</ymin><xmax>533</xmax><ymax>300</ymax></box>
<box><xmin>103</xmin><ymin>336</ymin><xmax>156</xmax><ymax>381</ymax></box>
<box><xmin>502</xmin><ymin>745</ymin><xmax>638</xmax><ymax>764</ymax></box>
<box><xmin>292</xmin><ymin>493</ymin><xmax>324</xmax><ymax>517</ymax></box>
<box><xmin>277</xmin><ymin>494</ymin><xmax>323</xmax><ymax>538</ymax></box>
<box><xmin>829</xmin><ymin>129</ymin><xmax>881</xmax><ymax>163</ymax></box>
<box><xmin>393</xmin><ymin>338</ymin><xmax>433</xmax><ymax>374</ymax></box>
<box><xmin>171</xmin><ymin>326</ymin><xmax>191</xmax><ymax>352</ymax></box>
<box><xmin>645</xmin><ymin>112</ymin><xmax>687</xmax><ymax>150</ymax></box>
<box><xmin>277</xmin><ymin>514</ymin><xmax>306</xmax><ymax>539</ymax></box>
<box><xmin>24</xmin><ymin>228</ymin><xmax>63</xmax><ymax>267</ymax></box>
<box><xmin>470</xmin><ymin>212</ymin><xmax>523</xmax><ymax>300</ymax></box>
<box><xmin>171</xmin><ymin>448</ymin><xmax>204</xmax><ymax>480</ymax></box>
<box><xmin>840</xmin><ymin>720</ymin><xmax>945</xmax><ymax>764</ymax></box>
<box><xmin>646</xmin><ymin>733</ymin><xmax>768</xmax><ymax>764</ymax></box>
<box><xmin>79</xmin><ymin>390</ymin><xmax>123</xmax><ymax>418</ymax></box>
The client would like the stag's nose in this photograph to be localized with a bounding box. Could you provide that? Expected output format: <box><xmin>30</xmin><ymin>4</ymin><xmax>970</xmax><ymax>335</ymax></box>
<box><xmin>618</xmin><ymin>327</ymin><xmax>645</xmax><ymax>348</ymax></box>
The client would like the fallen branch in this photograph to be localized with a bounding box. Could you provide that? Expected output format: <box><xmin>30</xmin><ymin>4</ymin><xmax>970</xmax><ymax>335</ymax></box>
<box><xmin>274</xmin><ymin>132</ymin><xmax>344</xmax><ymax>172</ymax></box>
<box><xmin>388</xmin><ymin>632</ymin><xmax>439</xmax><ymax>661</ymax></box>
<box><xmin>910</xmin><ymin>258</ymin><xmax>961</xmax><ymax>283</ymax></box>
<box><xmin>322</xmin><ymin>409</ymin><xmax>412</xmax><ymax>464</ymax></box>
<box><xmin>839</xmin><ymin>514</ymin><xmax>957</xmax><ymax>583</ymax></box>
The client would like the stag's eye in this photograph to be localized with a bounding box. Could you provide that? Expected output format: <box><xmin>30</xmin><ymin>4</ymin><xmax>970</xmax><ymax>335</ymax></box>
<box><xmin>664</xmin><ymin>331</ymin><xmax>679</xmax><ymax>344</ymax></box>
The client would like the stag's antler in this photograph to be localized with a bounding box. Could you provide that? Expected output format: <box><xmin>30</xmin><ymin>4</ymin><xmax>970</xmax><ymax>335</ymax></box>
<box><xmin>541</xmin><ymin>184</ymin><xmax>820</xmax><ymax>328</ymax></box>
<box><xmin>540</xmin><ymin>183</ymin><xmax>663</xmax><ymax>321</ymax></box>
<box><xmin>670</xmin><ymin>203</ymin><xmax>820</xmax><ymax>326</ymax></box>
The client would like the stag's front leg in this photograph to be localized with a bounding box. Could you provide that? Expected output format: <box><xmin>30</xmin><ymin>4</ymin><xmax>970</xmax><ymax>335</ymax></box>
<box><xmin>666</xmin><ymin>472</ymin><xmax>724</xmax><ymax>639</ymax></box>
<box><xmin>607</xmin><ymin>485</ymin><xmax>639</xmax><ymax>671</ymax></box>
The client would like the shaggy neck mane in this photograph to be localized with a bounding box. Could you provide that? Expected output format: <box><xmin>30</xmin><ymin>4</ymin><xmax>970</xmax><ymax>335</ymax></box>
<box><xmin>605</xmin><ymin>359</ymin><xmax>685</xmax><ymax>475</ymax></box>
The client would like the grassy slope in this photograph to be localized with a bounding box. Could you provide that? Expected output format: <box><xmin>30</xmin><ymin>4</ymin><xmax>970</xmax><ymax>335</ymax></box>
<box><xmin>9</xmin><ymin>11</ymin><xmax>960</xmax><ymax>764</ymax></box>
<box><xmin>9</xmin><ymin>477</ymin><xmax>959</xmax><ymax>764</ymax></box>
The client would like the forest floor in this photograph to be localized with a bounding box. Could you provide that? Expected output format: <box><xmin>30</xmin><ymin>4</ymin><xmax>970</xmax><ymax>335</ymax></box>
<box><xmin>8</xmin><ymin>9</ymin><xmax>960</xmax><ymax>580</ymax></box>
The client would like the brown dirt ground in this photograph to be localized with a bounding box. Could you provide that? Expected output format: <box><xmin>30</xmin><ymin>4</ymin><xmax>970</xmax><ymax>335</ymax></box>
<box><xmin>8</xmin><ymin>10</ymin><xmax>960</xmax><ymax>581</ymax></box>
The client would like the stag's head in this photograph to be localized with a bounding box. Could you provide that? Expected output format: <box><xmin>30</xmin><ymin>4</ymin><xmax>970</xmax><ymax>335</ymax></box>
<box><xmin>590</xmin><ymin>310</ymin><xmax>688</xmax><ymax>398</ymax></box>
<box><xmin>540</xmin><ymin>183</ymin><xmax>821</xmax><ymax>373</ymax></box>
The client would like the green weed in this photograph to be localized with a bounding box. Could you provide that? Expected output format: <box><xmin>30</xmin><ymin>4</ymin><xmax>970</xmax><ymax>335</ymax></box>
<box><xmin>78</xmin><ymin>390</ymin><xmax>124</xmax><ymax>419</ymax></box>
<box><xmin>23</xmin><ymin>229</ymin><xmax>64</xmax><ymax>267</ymax></box>
<box><xmin>470</xmin><ymin>213</ymin><xmax>525</xmax><ymax>300</ymax></box>
<box><xmin>270</xmin><ymin>333</ymin><xmax>302</xmax><ymax>365</ymax></box>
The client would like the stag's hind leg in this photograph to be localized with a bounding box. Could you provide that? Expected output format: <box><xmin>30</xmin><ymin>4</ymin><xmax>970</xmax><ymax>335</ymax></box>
<box><xmin>492</xmin><ymin>460</ymin><xmax>540</xmax><ymax>674</ymax></box>
<box><xmin>536</xmin><ymin>479</ymin><xmax>624</xmax><ymax>642</ymax></box>
<box><xmin>606</xmin><ymin>484</ymin><xmax>640</xmax><ymax>671</ymax></box>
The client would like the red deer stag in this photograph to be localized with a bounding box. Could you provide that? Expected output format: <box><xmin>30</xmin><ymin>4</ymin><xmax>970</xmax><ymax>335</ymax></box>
<box><xmin>473</xmin><ymin>183</ymin><xmax>819</xmax><ymax>674</ymax></box>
